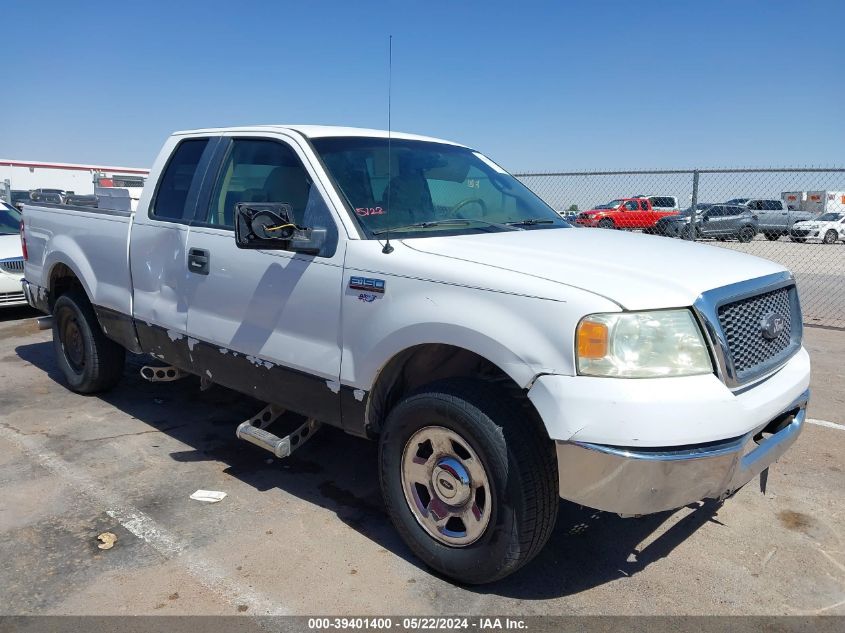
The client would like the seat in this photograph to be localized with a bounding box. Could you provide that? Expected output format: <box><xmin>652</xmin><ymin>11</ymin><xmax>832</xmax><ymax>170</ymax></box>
<box><xmin>263</xmin><ymin>165</ymin><xmax>311</xmax><ymax>224</ymax></box>
<box><xmin>384</xmin><ymin>173</ymin><xmax>434</xmax><ymax>224</ymax></box>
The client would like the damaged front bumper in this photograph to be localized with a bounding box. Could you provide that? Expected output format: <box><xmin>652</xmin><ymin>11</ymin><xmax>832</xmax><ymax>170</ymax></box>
<box><xmin>555</xmin><ymin>389</ymin><xmax>808</xmax><ymax>515</ymax></box>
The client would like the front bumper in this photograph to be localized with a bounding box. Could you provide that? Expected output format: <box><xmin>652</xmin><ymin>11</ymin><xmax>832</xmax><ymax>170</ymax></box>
<box><xmin>0</xmin><ymin>273</ymin><xmax>27</xmax><ymax>307</ymax></box>
<box><xmin>555</xmin><ymin>389</ymin><xmax>808</xmax><ymax>515</ymax></box>
<box><xmin>574</xmin><ymin>218</ymin><xmax>600</xmax><ymax>227</ymax></box>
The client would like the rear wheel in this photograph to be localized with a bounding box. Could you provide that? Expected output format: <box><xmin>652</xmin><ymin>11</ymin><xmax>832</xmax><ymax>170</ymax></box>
<box><xmin>597</xmin><ymin>218</ymin><xmax>614</xmax><ymax>229</ymax></box>
<box><xmin>823</xmin><ymin>229</ymin><xmax>838</xmax><ymax>244</ymax></box>
<box><xmin>53</xmin><ymin>289</ymin><xmax>125</xmax><ymax>393</ymax></box>
<box><xmin>737</xmin><ymin>226</ymin><xmax>756</xmax><ymax>243</ymax></box>
<box><xmin>379</xmin><ymin>379</ymin><xmax>558</xmax><ymax>584</ymax></box>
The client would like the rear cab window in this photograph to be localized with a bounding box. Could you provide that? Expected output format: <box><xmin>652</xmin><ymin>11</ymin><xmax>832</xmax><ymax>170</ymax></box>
<box><xmin>150</xmin><ymin>138</ymin><xmax>211</xmax><ymax>222</ymax></box>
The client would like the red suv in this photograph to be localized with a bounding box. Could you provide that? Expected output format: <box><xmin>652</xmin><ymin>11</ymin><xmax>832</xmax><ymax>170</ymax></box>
<box><xmin>575</xmin><ymin>198</ymin><xmax>679</xmax><ymax>230</ymax></box>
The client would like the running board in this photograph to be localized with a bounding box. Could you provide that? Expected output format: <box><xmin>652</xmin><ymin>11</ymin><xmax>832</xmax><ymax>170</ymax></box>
<box><xmin>140</xmin><ymin>365</ymin><xmax>188</xmax><ymax>382</ymax></box>
<box><xmin>236</xmin><ymin>404</ymin><xmax>320</xmax><ymax>459</ymax></box>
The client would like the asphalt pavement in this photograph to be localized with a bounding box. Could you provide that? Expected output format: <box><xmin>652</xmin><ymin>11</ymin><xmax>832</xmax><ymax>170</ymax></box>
<box><xmin>0</xmin><ymin>306</ymin><xmax>843</xmax><ymax>616</ymax></box>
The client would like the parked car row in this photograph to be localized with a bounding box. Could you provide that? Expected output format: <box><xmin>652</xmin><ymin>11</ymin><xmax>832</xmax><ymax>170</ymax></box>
<box><xmin>572</xmin><ymin>193</ymin><xmax>844</xmax><ymax>244</ymax></box>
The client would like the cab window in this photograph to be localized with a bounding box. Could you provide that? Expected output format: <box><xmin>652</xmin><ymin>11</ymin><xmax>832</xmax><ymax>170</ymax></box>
<box><xmin>151</xmin><ymin>138</ymin><xmax>209</xmax><ymax>221</ymax></box>
<box><xmin>206</xmin><ymin>139</ymin><xmax>338</xmax><ymax>257</ymax></box>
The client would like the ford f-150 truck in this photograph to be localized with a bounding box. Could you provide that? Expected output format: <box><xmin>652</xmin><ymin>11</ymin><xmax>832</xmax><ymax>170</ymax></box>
<box><xmin>575</xmin><ymin>197</ymin><xmax>679</xmax><ymax>230</ymax></box>
<box><xmin>21</xmin><ymin>126</ymin><xmax>810</xmax><ymax>584</ymax></box>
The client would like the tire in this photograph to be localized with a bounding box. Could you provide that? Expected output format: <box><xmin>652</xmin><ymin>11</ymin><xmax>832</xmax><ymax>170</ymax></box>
<box><xmin>764</xmin><ymin>232</ymin><xmax>780</xmax><ymax>241</ymax></box>
<box><xmin>52</xmin><ymin>289</ymin><xmax>125</xmax><ymax>393</ymax></box>
<box><xmin>790</xmin><ymin>236</ymin><xmax>806</xmax><ymax>243</ymax></box>
<box><xmin>379</xmin><ymin>378</ymin><xmax>558</xmax><ymax>584</ymax></box>
<box><xmin>823</xmin><ymin>229</ymin><xmax>838</xmax><ymax>244</ymax></box>
<box><xmin>597</xmin><ymin>218</ymin><xmax>614</xmax><ymax>229</ymax></box>
<box><xmin>737</xmin><ymin>226</ymin><xmax>755</xmax><ymax>243</ymax></box>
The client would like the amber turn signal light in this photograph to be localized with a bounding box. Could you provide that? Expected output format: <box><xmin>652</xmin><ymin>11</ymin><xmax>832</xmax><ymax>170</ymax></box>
<box><xmin>577</xmin><ymin>319</ymin><xmax>608</xmax><ymax>359</ymax></box>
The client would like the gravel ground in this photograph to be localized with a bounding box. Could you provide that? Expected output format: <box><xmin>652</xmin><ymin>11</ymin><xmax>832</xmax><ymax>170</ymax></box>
<box><xmin>0</xmin><ymin>306</ymin><xmax>843</xmax><ymax>616</ymax></box>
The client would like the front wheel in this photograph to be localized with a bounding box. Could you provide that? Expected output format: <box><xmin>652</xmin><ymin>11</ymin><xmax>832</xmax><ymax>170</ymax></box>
<box><xmin>823</xmin><ymin>229</ymin><xmax>838</xmax><ymax>244</ymax></box>
<box><xmin>53</xmin><ymin>289</ymin><xmax>125</xmax><ymax>393</ymax></box>
<box><xmin>379</xmin><ymin>379</ymin><xmax>558</xmax><ymax>584</ymax></box>
<box><xmin>737</xmin><ymin>226</ymin><xmax>756</xmax><ymax>242</ymax></box>
<box><xmin>597</xmin><ymin>218</ymin><xmax>615</xmax><ymax>229</ymax></box>
<box><xmin>790</xmin><ymin>236</ymin><xmax>806</xmax><ymax>243</ymax></box>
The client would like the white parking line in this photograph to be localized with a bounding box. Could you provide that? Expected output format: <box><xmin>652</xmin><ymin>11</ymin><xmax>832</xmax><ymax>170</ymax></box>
<box><xmin>0</xmin><ymin>424</ymin><xmax>288</xmax><ymax>615</ymax></box>
<box><xmin>808</xmin><ymin>418</ymin><xmax>845</xmax><ymax>431</ymax></box>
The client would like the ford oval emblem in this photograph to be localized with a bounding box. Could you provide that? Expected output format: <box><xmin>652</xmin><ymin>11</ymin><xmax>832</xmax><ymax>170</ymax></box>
<box><xmin>761</xmin><ymin>312</ymin><xmax>786</xmax><ymax>340</ymax></box>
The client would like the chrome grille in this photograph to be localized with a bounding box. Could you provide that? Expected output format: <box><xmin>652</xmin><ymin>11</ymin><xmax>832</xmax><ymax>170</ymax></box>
<box><xmin>0</xmin><ymin>257</ymin><xmax>25</xmax><ymax>274</ymax></box>
<box><xmin>0</xmin><ymin>291</ymin><xmax>26</xmax><ymax>305</ymax></box>
<box><xmin>717</xmin><ymin>286</ymin><xmax>799</xmax><ymax>382</ymax></box>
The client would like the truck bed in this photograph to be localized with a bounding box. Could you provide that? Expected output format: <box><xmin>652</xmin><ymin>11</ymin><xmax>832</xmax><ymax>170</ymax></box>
<box><xmin>22</xmin><ymin>203</ymin><xmax>134</xmax><ymax>318</ymax></box>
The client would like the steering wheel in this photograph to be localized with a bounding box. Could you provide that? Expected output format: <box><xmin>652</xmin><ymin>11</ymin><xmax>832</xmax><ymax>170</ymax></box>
<box><xmin>451</xmin><ymin>197</ymin><xmax>488</xmax><ymax>218</ymax></box>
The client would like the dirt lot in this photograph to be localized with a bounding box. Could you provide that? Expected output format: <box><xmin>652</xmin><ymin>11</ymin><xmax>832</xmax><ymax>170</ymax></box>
<box><xmin>0</xmin><ymin>306</ymin><xmax>843</xmax><ymax>616</ymax></box>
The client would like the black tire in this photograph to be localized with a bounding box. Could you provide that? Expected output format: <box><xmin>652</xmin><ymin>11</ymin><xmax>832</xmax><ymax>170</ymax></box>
<box><xmin>823</xmin><ymin>229</ymin><xmax>838</xmax><ymax>244</ymax></box>
<box><xmin>737</xmin><ymin>226</ymin><xmax>756</xmax><ymax>243</ymax></box>
<box><xmin>52</xmin><ymin>289</ymin><xmax>125</xmax><ymax>393</ymax></box>
<box><xmin>764</xmin><ymin>232</ymin><xmax>780</xmax><ymax>241</ymax></box>
<box><xmin>680</xmin><ymin>226</ymin><xmax>696</xmax><ymax>240</ymax></box>
<box><xmin>597</xmin><ymin>218</ymin><xmax>614</xmax><ymax>229</ymax></box>
<box><xmin>379</xmin><ymin>379</ymin><xmax>558</xmax><ymax>584</ymax></box>
<box><xmin>790</xmin><ymin>236</ymin><xmax>806</xmax><ymax>243</ymax></box>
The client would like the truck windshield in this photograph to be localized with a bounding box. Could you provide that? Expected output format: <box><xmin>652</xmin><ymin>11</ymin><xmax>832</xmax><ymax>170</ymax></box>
<box><xmin>594</xmin><ymin>200</ymin><xmax>623</xmax><ymax>210</ymax></box>
<box><xmin>0</xmin><ymin>204</ymin><xmax>22</xmax><ymax>235</ymax></box>
<box><xmin>312</xmin><ymin>137</ymin><xmax>567</xmax><ymax>237</ymax></box>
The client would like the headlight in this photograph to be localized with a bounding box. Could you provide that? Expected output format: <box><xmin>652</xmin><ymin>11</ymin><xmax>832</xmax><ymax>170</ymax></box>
<box><xmin>576</xmin><ymin>309</ymin><xmax>712</xmax><ymax>378</ymax></box>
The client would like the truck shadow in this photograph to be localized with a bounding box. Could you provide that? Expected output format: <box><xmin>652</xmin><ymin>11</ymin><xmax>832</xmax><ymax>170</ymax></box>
<box><xmin>0</xmin><ymin>306</ymin><xmax>40</xmax><ymax>323</ymax></box>
<box><xmin>16</xmin><ymin>341</ymin><xmax>723</xmax><ymax>600</ymax></box>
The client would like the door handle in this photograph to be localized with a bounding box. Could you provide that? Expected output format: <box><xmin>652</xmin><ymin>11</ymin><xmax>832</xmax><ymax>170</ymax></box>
<box><xmin>188</xmin><ymin>248</ymin><xmax>210</xmax><ymax>275</ymax></box>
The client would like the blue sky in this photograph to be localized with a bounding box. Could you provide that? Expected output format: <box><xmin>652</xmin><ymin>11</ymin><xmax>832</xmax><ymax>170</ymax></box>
<box><xmin>2</xmin><ymin>0</ymin><xmax>842</xmax><ymax>171</ymax></box>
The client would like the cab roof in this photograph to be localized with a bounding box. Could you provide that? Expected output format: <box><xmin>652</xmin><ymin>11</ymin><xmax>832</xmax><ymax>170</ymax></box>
<box><xmin>172</xmin><ymin>125</ymin><xmax>466</xmax><ymax>147</ymax></box>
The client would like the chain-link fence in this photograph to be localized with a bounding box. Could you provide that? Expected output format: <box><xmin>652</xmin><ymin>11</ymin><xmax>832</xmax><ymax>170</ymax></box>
<box><xmin>515</xmin><ymin>168</ymin><xmax>845</xmax><ymax>328</ymax></box>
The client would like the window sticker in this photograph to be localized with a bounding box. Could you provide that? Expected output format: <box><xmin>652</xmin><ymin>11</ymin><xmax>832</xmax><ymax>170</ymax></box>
<box><xmin>356</xmin><ymin>207</ymin><xmax>385</xmax><ymax>216</ymax></box>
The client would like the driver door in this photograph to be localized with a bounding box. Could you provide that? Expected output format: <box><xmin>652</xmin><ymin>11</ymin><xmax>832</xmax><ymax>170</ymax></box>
<box><xmin>183</xmin><ymin>135</ymin><xmax>346</xmax><ymax>424</ymax></box>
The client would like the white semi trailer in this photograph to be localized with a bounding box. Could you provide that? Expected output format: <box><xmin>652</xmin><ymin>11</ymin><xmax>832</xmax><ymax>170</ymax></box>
<box><xmin>782</xmin><ymin>190</ymin><xmax>845</xmax><ymax>214</ymax></box>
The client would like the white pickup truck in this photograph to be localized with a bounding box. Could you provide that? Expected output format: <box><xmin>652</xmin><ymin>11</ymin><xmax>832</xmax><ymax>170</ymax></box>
<box><xmin>21</xmin><ymin>126</ymin><xmax>810</xmax><ymax>584</ymax></box>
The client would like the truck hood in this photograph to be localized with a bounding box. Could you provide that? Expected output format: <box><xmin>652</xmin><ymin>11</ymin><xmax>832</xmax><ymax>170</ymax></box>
<box><xmin>402</xmin><ymin>228</ymin><xmax>786</xmax><ymax>310</ymax></box>
<box><xmin>0</xmin><ymin>234</ymin><xmax>23</xmax><ymax>261</ymax></box>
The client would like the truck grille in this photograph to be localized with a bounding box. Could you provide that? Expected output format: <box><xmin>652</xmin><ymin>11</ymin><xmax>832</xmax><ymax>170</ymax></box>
<box><xmin>0</xmin><ymin>257</ymin><xmax>25</xmax><ymax>274</ymax></box>
<box><xmin>0</xmin><ymin>291</ymin><xmax>26</xmax><ymax>305</ymax></box>
<box><xmin>716</xmin><ymin>286</ymin><xmax>799</xmax><ymax>382</ymax></box>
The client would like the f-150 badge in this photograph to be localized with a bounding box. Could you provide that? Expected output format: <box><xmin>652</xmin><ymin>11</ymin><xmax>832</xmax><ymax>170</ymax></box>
<box><xmin>349</xmin><ymin>276</ymin><xmax>386</xmax><ymax>294</ymax></box>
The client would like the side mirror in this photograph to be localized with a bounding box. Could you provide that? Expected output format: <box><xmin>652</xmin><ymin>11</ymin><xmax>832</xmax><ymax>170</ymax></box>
<box><xmin>234</xmin><ymin>202</ymin><xmax>324</xmax><ymax>255</ymax></box>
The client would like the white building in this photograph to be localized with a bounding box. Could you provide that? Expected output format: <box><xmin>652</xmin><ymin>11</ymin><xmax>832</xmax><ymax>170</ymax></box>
<box><xmin>1</xmin><ymin>158</ymin><xmax>149</xmax><ymax>205</ymax></box>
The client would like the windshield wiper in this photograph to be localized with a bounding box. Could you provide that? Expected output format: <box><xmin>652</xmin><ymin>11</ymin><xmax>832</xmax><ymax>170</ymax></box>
<box><xmin>505</xmin><ymin>218</ymin><xmax>556</xmax><ymax>226</ymax></box>
<box><xmin>371</xmin><ymin>218</ymin><xmax>518</xmax><ymax>236</ymax></box>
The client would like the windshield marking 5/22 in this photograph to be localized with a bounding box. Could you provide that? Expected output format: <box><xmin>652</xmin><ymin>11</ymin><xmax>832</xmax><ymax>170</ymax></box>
<box><xmin>311</xmin><ymin>137</ymin><xmax>568</xmax><ymax>238</ymax></box>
